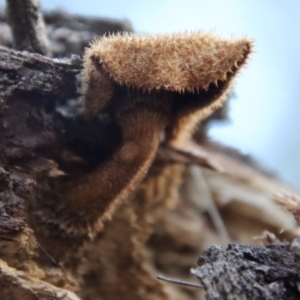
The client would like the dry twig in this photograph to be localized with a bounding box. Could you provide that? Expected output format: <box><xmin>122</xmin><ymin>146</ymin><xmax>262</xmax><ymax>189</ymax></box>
<box><xmin>6</xmin><ymin>0</ymin><xmax>52</xmax><ymax>56</ymax></box>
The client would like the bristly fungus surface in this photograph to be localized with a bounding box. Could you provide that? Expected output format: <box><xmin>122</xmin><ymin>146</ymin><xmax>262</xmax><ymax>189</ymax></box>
<box><xmin>56</xmin><ymin>32</ymin><xmax>252</xmax><ymax>235</ymax></box>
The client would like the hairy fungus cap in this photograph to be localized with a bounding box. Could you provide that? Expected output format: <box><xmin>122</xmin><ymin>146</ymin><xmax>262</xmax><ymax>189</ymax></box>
<box><xmin>87</xmin><ymin>32</ymin><xmax>252</xmax><ymax>93</ymax></box>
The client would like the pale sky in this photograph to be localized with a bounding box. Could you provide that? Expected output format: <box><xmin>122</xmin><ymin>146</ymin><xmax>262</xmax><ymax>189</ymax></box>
<box><xmin>1</xmin><ymin>0</ymin><xmax>300</xmax><ymax>189</ymax></box>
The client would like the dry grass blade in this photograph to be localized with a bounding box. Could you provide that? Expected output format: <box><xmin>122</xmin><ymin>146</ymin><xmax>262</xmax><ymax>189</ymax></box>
<box><xmin>157</xmin><ymin>275</ymin><xmax>203</xmax><ymax>289</ymax></box>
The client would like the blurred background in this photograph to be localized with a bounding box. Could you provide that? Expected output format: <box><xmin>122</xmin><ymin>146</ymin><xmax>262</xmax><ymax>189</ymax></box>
<box><xmin>1</xmin><ymin>0</ymin><xmax>300</xmax><ymax>190</ymax></box>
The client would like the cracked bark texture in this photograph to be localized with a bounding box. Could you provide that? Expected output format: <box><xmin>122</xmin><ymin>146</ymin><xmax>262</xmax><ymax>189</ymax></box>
<box><xmin>192</xmin><ymin>242</ymin><xmax>300</xmax><ymax>299</ymax></box>
<box><xmin>0</xmin><ymin>7</ymin><xmax>299</xmax><ymax>300</ymax></box>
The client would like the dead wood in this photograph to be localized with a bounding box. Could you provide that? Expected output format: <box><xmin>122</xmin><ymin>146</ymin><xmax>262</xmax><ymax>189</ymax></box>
<box><xmin>6</xmin><ymin>0</ymin><xmax>51</xmax><ymax>56</ymax></box>
<box><xmin>0</xmin><ymin>46</ymin><xmax>81</xmax><ymax>99</ymax></box>
<box><xmin>192</xmin><ymin>242</ymin><xmax>300</xmax><ymax>299</ymax></box>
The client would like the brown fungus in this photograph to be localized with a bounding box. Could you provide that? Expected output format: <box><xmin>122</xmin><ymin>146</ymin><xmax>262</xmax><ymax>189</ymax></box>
<box><xmin>61</xmin><ymin>32</ymin><xmax>252</xmax><ymax>234</ymax></box>
<box><xmin>83</xmin><ymin>32</ymin><xmax>252</xmax><ymax>116</ymax></box>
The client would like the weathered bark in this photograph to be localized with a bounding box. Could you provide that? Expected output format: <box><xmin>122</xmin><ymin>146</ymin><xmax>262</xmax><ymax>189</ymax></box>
<box><xmin>192</xmin><ymin>242</ymin><xmax>300</xmax><ymax>299</ymax></box>
<box><xmin>0</xmin><ymin>46</ymin><xmax>81</xmax><ymax>100</ymax></box>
